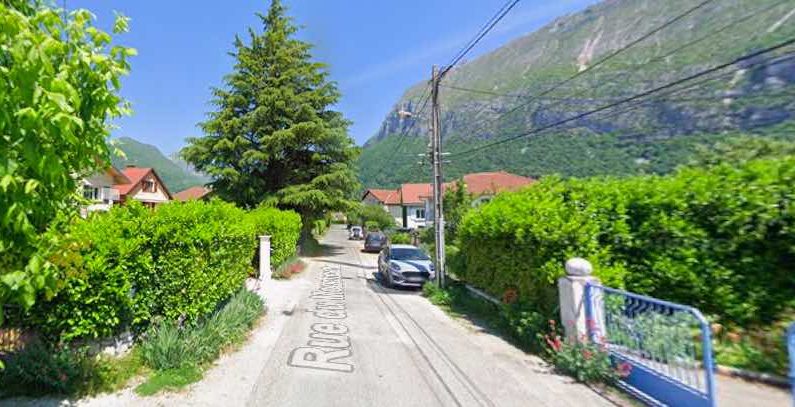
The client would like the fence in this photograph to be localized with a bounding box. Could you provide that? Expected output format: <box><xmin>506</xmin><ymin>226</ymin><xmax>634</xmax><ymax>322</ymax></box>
<box><xmin>585</xmin><ymin>283</ymin><xmax>716</xmax><ymax>407</ymax></box>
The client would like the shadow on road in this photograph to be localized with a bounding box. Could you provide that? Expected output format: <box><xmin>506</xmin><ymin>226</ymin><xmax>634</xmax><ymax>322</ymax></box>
<box><xmin>315</xmin><ymin>259</ymin><xmax>377</xmax><ymax>271</ymax></box>
<box><xmin>366</xmin><ymin>272</ymin><xmax>423</xmax><ymax>296</ymax></box>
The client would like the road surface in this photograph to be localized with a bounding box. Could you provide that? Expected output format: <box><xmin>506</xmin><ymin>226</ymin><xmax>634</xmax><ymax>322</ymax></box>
<box><xmin>247</xmin><ymin>225</ymin><xmax>614</xmax><ymax>407</ymax></box>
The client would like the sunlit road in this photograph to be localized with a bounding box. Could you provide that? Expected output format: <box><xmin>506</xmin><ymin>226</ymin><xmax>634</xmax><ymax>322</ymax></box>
<box><xmin>247</xmin><ymin>225</ymin><xmax>613</xmax><ymax>407</ymax></box>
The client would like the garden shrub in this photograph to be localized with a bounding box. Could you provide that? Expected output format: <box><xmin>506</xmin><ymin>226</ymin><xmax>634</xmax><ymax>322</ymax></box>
<box><xmin>313</xmin><ymin>219</ymin><xmax>328</xmax><ymax>236</ymax></box>
<box><xmin>23</xmin><ymin>200</ymin><xmax>278</xmax><ymax>342</ymax></box>
<box><xmin>140</xmin><ymin>289</ymin><xmax>264</xmax><ymax>371</ymax></box>
<box><xmin>26</xmin><ymin>204</ymin><xmax>153</xmax><ymax>341</ymax></box>
<box><xmin>0</xmin><ymin>341</ymin><xmax>140</xmax><ymax>397</ymax></box>
<box><xmin>246</xmin><ymin>207</ymin><xmax>301</xmax><ymax>269</ymax></box>
<box><xmin>389</xmin><ymin>232</ymin><xmax>411</xmax><ymax>244</ymax></box>
<box><xmin>456</xmin><ymin>157</ymin><xmax>795</xmax><ymax>326</ymax></box>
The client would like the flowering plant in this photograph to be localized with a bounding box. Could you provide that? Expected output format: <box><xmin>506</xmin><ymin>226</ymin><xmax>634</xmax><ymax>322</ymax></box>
<box><xmin>542</xmin><ymin>320</ymin><xmax>631</xmax><ymax>384</ymax></box>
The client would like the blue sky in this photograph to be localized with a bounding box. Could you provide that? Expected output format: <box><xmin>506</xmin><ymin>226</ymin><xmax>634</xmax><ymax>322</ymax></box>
<box><xmin>70</xmin><ymin>0</ymin><xmax>598</xmax><ymax>154</ymax></box>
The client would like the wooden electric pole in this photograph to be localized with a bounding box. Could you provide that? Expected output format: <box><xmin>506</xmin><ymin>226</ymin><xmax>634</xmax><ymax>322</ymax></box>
<box><xmin>430</xmin><ymin>65</ymin><xmax>446</xmax><ymax>288</ymax></box>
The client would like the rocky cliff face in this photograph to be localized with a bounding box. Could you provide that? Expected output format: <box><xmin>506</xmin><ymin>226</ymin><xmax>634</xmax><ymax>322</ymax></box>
<box><xmin>359</xmin><ymin>0</ymin><xmax>795</xmax><ymax>187</ymax></box>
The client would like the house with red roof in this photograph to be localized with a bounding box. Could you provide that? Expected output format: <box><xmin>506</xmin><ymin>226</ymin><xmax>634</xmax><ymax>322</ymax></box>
<box><xmin>362</xmin><ymin>171</ymin><xmax>534</xmax><ymax>229</ymax></box>
<box><xmin>422</xmin><ymin>171</ymin><xmax>534</xmax><ymax>223</ymax></box>
<box><xmin>81</xmin><ymin>166</ymin><xmax>130</xmax><ymax>215</ymax></box>
<box><xmin>174</xmin><ymin>186</ymin><xmax>213</xmax><ymax>202</ymax></box>
<box><xmin>459</xmin><ymin>171</ymin><xmax>535</xmax><ymax>206</ymax></box>
<box><xmin>113</xmin><ymin>166</ymin><xmax>173</xmax><ymax>208</ymax></box>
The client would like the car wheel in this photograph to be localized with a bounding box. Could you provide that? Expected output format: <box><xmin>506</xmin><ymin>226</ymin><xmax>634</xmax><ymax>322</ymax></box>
<box><xmin>383</xmin><ymin>269</ymin><xmax>393</xmax><ymax>288</ymax></box>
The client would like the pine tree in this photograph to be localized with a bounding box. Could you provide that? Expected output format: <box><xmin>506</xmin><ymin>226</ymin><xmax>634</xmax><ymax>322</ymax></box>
<box><xmin>183</xmin><ymin>0</ymin><xmax>359</xmax><ymax>227</ymax></box>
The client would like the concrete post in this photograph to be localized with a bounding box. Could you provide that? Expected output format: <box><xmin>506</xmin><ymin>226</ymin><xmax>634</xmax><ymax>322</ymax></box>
<box><xmin>558</xmin><ymin>258</ymin><xmax>601</xmax><ymax>343</ymax></box>
<box><xmin>259</xmin><ymin>235</ymin><xmax>272</xmax><ymax>283</ymax></box>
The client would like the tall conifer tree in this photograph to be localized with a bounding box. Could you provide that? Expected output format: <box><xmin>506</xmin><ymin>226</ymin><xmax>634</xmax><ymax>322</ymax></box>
<box><xmin>184</xmin><ymin>0</ymin><xmax>359</xmax><ymax>226</ymax></box>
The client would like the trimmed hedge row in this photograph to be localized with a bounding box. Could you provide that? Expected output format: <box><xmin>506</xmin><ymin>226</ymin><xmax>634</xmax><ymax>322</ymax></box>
<box><xmin>23</xmin><ymin>200</ymin><xmax>300</xmax><ymax>342</ymax></box>
<box><xmin>456</xmin><ymin>157</ymin><xmax>795</xmax><ymax>325</ymax></box>
<box><xmin>247</xmin><ymin>206</ymin><xmax>301</xmax><ymax>269</ymax></box>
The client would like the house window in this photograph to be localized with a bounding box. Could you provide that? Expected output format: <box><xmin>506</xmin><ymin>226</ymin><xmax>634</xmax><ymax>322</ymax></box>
<box><xmin>143</xmin><ymin>178</ymin><xmax>157</xmax><ymax>193</ymax></box>
<box><xmin>415</xmin><ymin>209</ymin><xmax>426</xmax><ymax>219</ymax></box>
<box><xmin>83</xmin><ymin>185</ymin><xmax>99</xmax><ymax>201</ymax></box>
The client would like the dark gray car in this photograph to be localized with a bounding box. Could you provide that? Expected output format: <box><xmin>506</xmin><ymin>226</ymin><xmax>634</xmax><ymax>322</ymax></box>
<box><xmin>363</xmin><ymin>231</ymin><xmax>387</xmax><ymax>252</ymax></box>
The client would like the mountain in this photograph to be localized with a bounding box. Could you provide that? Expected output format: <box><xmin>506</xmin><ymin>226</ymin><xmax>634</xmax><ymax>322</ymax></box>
<box><xmin>111</xmin><ymin>137</ymin><xmax>207</xmax><ymax>193</ymax></box>
<box><xmin>359</xmin><ymin>0</ymin><xmax>795</xmax><ymax>188</ymax></box>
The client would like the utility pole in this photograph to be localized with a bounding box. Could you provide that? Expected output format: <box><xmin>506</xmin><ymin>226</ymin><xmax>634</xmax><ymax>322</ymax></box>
<box><xmin>430</xmin><ymin>65</ymin><xmax>446</xmax><ymax>288</ymax></box>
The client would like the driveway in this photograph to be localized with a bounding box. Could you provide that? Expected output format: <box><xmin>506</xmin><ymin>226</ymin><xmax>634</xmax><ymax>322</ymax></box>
<box><xmin>247</xmin><ymin>225</ymin><xmax>615</xmax><ymax>406</ymax></box>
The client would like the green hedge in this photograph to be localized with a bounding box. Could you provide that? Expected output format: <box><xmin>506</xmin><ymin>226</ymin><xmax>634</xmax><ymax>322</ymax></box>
<box><xmin>23</xmin><ymin>200</ymin><xmax>298</xmax><ymax>342</ymax></box>
<box><xmin>457</xmin><ymin>157</ymin><xmax>795</xmax><ymax>325</ymax></box>
<box><xmin>247</xmin><ymin>207</ymin><xmax>301</xmax><ymax>269</ymax></box>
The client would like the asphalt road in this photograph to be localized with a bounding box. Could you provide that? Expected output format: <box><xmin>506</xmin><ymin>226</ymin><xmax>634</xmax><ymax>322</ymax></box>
<box><xmin>247</xmin><ymin>225</ymin><xmax>614</xmax><ymax>407</ymax></box>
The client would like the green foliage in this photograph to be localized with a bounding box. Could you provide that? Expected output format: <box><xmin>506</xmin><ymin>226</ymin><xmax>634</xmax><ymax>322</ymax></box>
<box><xmin>20</xmin><ymin>200</ymin><xmax>291</xmax><ymax>342</ymax></box>
<box><xmin>140</xmin><ymin>289</ymin><xmax>264</xmax><ymax>371</ymax></box>
<box><xmin>0</xmin><ymin>2</ymin><xmax>133</xmax><ymax>319</ymax></box>
<box><xmin>689</xmin><ymin>135</ymin><xmax>795</xmax><ymax>168</ymax></box>
<box><xmin>389</xmin><ymin>232</ymin><xmax>411</xmax><ymax>244</ymax></box>
<box><xmin>26</xmin><ymin>204</ymin><xmax>152</xmax><ymax>341</ymax></box>
<box><xmin>313</xmin><ymin>219</ymin><xmax>329</xmax><ymax>236</ymax></box>
<box><xmin>111</xmin><ymin>137</ymin><xmax>207</xmax><ymax>193</ymax></box>
<box><xmin>423</xmin><ymin>282</ymin><xmax>547</xmax><ymax>353</ymax></box>
<box><xmin>349</xmin><ymin>204</ymin><xmax>396</xmax><ymax>230</ymax></box>
<box><xmin>247</xmin><ymin>206</ymin><xmax>301</xmax><ymax>269</ymax></box>
<box><xmin>134</xmin><ymin>365</ymin><xmax>201</xmax><ymax>396</ymax></box>
<box><xmin>359</xmin><ymin>0</ymin><xmax>795</xmax><ymax>189</ymax></box>
<box><xmin>443</xmin><ymin>180</ymin><xmax>472</xmax><ymax>242</ymax></box>
<box><xmin>713</xmin><ymin>320</ymin><xmax>791</xmax><ymax>376</ymax></box>
<box><xmin>137</xmin><ymin>289</ymin><xmax>264</xmax><ymax>395</ymax></box>
<box><xmin>183</xmin><ymin>0</ymin><xmax>360</xmax><ymax>223</ymax></box>
<box><xmin>364</xmin><ymin>221</ymin><xmax>379</xmax><ymax>232</ymax></box>
<box><xmin>457</xmin><ymin>156</ymin><xmax>795</xmax><ymax>326</ymax></box>
<box><xmin>0</xmin><ymin>342</ymin><xmax>142</xmax><ymax>397</ymax></box>
<box><xmin>542</xmin><ymin>324</ymin><xmax>627</xmax><ymax>384</ymax></box>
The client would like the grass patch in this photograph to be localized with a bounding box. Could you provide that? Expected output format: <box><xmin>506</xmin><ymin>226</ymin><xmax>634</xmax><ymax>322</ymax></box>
<box><xmin>0</xmin><ymin>288</ymin><xmax>265</xmax><ymax>399</ymax></box>
<box><xmin>273</xmin><ymin>256</ymin><xmax>306</xmax><ymax>279</ymax></box>
<box><xmin>422</xmin><ymin>281</ymin><xmax>545</xmax><ymax>353</ymax></box>
<box><xmin>136</xmin><ymin>288</ymin><xmax>265</xmax><ymax>395</ymax></box>
<box><xmin>134</xmin><ymin>365</ymin><xmax>202</xmax><ymax>396</ymax></box>
<box><xmin>299</xmin><ymin>234</ymin><xmax>325</xmax><ymax>257</ymax></box>
<box><xmin>0</xmin><ymin>342</ymin><xmax>145</xmax><ymax>398</ymax></box>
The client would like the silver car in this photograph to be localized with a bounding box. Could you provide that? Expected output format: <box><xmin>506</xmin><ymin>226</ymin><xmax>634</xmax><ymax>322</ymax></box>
<box><xmin>378</xmin><ymin>244</ymin><xmax>435</xmax><ymax>288</ymax></box>
<box><xmin>349</xmin><ymin>226</ymin><xmax>364</xmax><ymax>240</ymax></box>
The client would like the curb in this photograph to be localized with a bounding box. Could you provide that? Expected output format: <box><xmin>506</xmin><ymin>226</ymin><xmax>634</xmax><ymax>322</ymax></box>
<box><xmin>715</xmin><ymin>364</ymin><xmax>790</xmax><ymax>388</ymax></box>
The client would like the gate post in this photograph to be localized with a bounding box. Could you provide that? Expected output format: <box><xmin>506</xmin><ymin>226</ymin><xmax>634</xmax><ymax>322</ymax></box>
<box><xmin>259</xmin><ymin>235</ymin><xmax>272</xmax><ymax>283</ymax></box>
<box><xmin>558</xmin><ymin>258</ymin><xmax>601</xmax><ymax>342</ymax></box>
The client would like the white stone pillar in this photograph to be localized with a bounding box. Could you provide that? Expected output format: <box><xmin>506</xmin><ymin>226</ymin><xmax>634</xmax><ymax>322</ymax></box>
<box><xmin>558</xmin><ymin>258</ymin><xmax>601</xmax><ymax>343</ymax></box>
<box><xmin>259</xmin><ymin>235</ymin><xmax>272</xmax><ymax>283</ymax></box>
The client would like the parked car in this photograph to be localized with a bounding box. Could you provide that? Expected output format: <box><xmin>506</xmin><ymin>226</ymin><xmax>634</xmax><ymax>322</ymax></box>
<box><xmin>349</xmin><ymin>226</ymin><xmax>364</xmax><ymax>240</ymax></box>
<box><xmin>364</xmin><ymin>231</ymin><xmax>387</xmax><ymax>252</ymax></box>
<box><xmin>378</xmin><ymin>244</ymin><xmax>434</xmax><ymax>288</ymax></box>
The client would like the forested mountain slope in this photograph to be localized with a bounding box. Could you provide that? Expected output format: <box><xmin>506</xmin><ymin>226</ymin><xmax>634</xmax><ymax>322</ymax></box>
<box><xmin>359</xmin><ymin>0</ymin><xmax>795</xmax><ymax>188</ymax></box>
<box><xmin>111</xmin><ymin>137</ymin><xmax>208</xmax><ymax>193</ymax></box>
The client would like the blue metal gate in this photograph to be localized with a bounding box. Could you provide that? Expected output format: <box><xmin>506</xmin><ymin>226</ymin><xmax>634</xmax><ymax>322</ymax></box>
<box><xmin>585</xmin><ymin>283</ymin><xmax>716</xmax><ymax>407</ymax></box>
<box><xmin>788</xmin><ymin>322</ymin><xmax>794</xmax><ymax>406</ymax></box>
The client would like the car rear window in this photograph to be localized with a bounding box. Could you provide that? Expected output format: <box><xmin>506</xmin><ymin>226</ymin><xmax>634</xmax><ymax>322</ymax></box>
<box><xmin>391</xmin><ymin>248</ymin><xmax>429</xmax><ymax>261</ymax></box>
<box><xmin>366</xmin><ymin>234</ymin><xmax>385</xmax><ymax>243</ymax></box>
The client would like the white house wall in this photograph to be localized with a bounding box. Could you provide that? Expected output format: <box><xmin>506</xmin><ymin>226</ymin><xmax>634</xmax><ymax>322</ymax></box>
<box><xmin>130</xmin><ymin>187</ymin><xmax>170</xmax><ymax>203</ymax></box>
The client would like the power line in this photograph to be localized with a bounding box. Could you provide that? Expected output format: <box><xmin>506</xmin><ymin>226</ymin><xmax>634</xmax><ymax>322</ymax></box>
<box><xmin>449</xmin><ymin>38</ymin><xmax>795</xmax><ymax>158</ymax></box>
<box><xmin>371</xmin><ymin>0</ymin><xmax>520</xmax><ymax>184</ymax></box>
<box><xmin>440</xmin><ymin>0</ymin><xmax>521</xmax><ymax>78</ymax></box>
<box><xmin>441</xmin><ymin>0</ymin><xmax>722</xmax><ymax>151</ymax></box>
<box><xmin>443</xmin><ymin>0</ymin><xmax>788</xmax><ymax>102</ymax></box>
<box><xmin>366</xmin><ymin>85</ymin><xmax>432</xmax><ymax>181</ymax></box>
